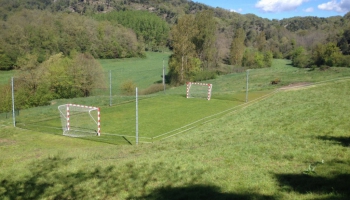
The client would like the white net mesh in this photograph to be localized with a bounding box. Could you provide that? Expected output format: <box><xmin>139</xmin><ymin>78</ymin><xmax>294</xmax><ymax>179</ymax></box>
<box><xmin>58</xmin><ymin>104</ymin><xmax>100</xmax><ymax>137</ymax></box>
<box><xmin>186</xmin><ymin>82</ymin><xmax>212</xmax><ymax>100</ymax></box>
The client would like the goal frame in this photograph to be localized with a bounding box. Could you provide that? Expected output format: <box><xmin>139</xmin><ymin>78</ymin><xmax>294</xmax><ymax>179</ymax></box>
<box><xmin>58</xmin><ymin>104</ymin><xmax>101</xmax><ymax>136</ymax></box>
<box><xmin>186</xmin><ymin>82</ymin><xmax>213</xmax><ymax>100</ymax></box>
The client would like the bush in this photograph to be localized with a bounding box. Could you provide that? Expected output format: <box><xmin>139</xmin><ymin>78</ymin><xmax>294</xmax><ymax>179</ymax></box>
<box><xmin>192</xmin><ymin>70</ymin><xmax>217</xmax><ymax>82</ymax></box>
<box><xmin>271</xmin><ymin>78</ymin><xmax>281</xmax><ymax>85</ymax></box>
<box><xmin>140</xmin><ymin>84</ymin><xmax>167</xmax><ymax>95</ymax></box>
<box><xmin>120</xmin><ymin>80</ymin><xmax>136</xmax><ymax>95</ymax></box>
<box><xmin>337</xmin><ymin>55</ymin><xmax>350</xmax><ymax>68</ymax></box>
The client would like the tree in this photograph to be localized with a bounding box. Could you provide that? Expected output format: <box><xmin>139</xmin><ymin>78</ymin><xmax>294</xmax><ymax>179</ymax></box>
<box><xmin>169</xmin><ymin>14</ymin><xmax>198</xmax><ymax>83</ymax></box>
<box><xmin>230</xmin><ymin>28</ymin><xmax>246</xmax><ymax>66</ymax></box>
<box><xmin>0</xmin><ymin>47</ymin><xmax>13</xmax><ymax>70</ymax></box>
<box><xmin>242</xmin><ymin>48</ymin><xmax>273</xmax><ymax>68</ymax></box>
<box><xmin>70</xmin><ymin>53</ymin><xmax>106</xmax><ymax>97</ymax></box>
<box><xmin>94</xmin><ymin>10</ymin><xmax>169</xmax><ymax>51</ymax></box>
<box><xmin>256</xmin><ymin>31</ymin><xmax>267</xmax><ymax>51</ymax></box>
<box><xmin>291</xmin><ymin>46</ymin><xmax>310</xmax><ymax>68</ymax></box>
<box><xmin>312</xmin><ymin>42</ymin><xmax>342</xmax><ymax>67</ymax></box>
<box><xmin>193</xmin><ymin>10</ymin><xmax>217</xmax><ymax>69</ymax></box>
<box><xmin>14</xmin><ymin>52</ymin><xmax>105</xmax><ymax>108</ymax></box>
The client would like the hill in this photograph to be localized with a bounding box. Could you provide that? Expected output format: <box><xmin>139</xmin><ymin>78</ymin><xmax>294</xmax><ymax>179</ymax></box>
<box><xmin>1</xmin><ymin>76</ymin><xmax>349</xmax><ymax>199</ymax></box>
<box><xmin>2</xmin><ymin>0</ymin><xmax>350</xmax><ymax>71</ymax></box>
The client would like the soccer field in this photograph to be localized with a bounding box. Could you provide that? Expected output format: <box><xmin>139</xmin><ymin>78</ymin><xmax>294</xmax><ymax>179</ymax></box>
<box><xmin>15</xmin><ymin>91</ymin><xmax>270</xmax><ymax>145</ymax></box>
<box><xmin>10</xmin><ymin>54</ymin><xmax>350</xmax><ymax>145</ymax></box>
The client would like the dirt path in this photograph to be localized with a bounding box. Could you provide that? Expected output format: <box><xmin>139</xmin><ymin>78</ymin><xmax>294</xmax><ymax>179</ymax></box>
<box><xmin>279</xmin><ymin>82</ymin><xmax>313</xmax><ymax>90</ymax></box>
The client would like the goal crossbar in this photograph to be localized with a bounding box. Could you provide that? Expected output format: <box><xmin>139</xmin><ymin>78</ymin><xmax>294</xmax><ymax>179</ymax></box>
<box><xmin>58</xmin><ymin>104</ymin><xmax>101</xmax><ymax>137</ymax></box>
<box><xmin>186</xmin><ymin>82</ymin><xmax>213</xmax><ymax>100</ymax></box>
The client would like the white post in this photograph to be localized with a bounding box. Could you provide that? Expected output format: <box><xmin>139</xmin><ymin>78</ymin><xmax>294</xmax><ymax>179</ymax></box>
<box><xmin>246</xmin><ymin>70</ymin><xmax>249</xmax><ymax>103</ymax></box>
<box><xmin>163</xmin><ymin>58</ymin><xmax>165</xmax><ymax>92</ymax></box>
<box><xmin>11</xmin><ymin>77</ymin><xmax>15</xmax><ymax>127</ymax></box>
<box><xmin>109</xmin><ymin>70</ymin><xmax>112</xmax><ymax>106</ymax></box>
<box><xmin>97</xmin><ymin>107</ymin><xmax>101</xmax><ymax>136</ymax></box>
<box><xmin>136</xmin><ymin>87</ymin><xmax>139</xmax><ymax>145</ymax></box>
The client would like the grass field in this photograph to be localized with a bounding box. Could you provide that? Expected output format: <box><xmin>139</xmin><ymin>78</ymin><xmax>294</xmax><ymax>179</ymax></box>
<box><xmin>10</xmin><ymin>54</ymin><xmax>350</xmax><ymax>144</ymax></box>
<box><xmin>1</xmin><ymin>53</ymin><xmax>350</xmax><ymax>199</ymax></box>
<box><xmin>1</xmin><ymin>78</ymin><xmax>349</xmax><ymax>199</ymax></box>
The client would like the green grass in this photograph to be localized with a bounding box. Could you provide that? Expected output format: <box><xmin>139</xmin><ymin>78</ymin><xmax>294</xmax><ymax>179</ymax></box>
<box><xmin>0</xmin><ymin>70</ymin><xmax>15</xmax><ymax>85</ymax></box>
<box><xmin>1</xmin><ymin>55</ymin><xmax>350</xmax><ymax>199</ymax></box>
<box><xmin>7</xmin><ymin>56</ymin><xmax>350</xmax><ymax>145</ymax></box>
<box><xmin>14</xmin><ymin>92</ymin><xmax>269</xmax><ymax>144</ymax></box>
<box><xmin>1</xmin><ymin>79</ymin><xmax>349</xmax><ymax>199</ymax></box>
<box><xmin>98</xmin><ymin>51</ymin><xmax>171</xmax><ymax>95</ymax></box>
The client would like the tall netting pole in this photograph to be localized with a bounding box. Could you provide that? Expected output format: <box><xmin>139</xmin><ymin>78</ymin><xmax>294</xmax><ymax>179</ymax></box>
<box><xmin>246</xmin><ymin>70</ymin><xmax>249</xmax><ymax>103</ymax></box>
<box><xmin>136</xmin><ymin>87</ymin><xmax>139</xmax><ymax>145</ymax></box>
<box><xmin>163</xmin><ymin>58</ymin><xmax>165</xmax><ymax>92</ymax></box>
<box><xmin>11</xmin><ymin>77</ymin><xmax>15</xmax><ymax>127</ymax></box>
<box><xmin>109</xmin><ymin>70</ymin><xmax>112</xmax><ymax>106</ymax></box>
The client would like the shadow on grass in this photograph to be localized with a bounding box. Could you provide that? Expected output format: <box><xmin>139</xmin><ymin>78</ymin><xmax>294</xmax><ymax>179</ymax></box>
<box><xmin>1</xmin><ymin>156</ymin><xmax>275</xmax><ymax>200</ymax></box>
<box><xmin>275</xmin><ymin>173</ymin><xmax>350</xmax><ymax>199</ymax></box>
<box><xmin>317</xmin><ymin>136</ymin><xmax>350</xmax><ymax>147</ymax></box>
<box><xmin>0</xmin><ymin>156</ymin><xmax>122</xmax><ymax>199</ymax></box>
<box><xmin>130</xmin><ymin>185</ymin><xmax>275</xmax><ymax>200</ymax></box>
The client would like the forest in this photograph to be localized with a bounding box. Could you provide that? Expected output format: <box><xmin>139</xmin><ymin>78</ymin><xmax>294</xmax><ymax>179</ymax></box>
<box><xmin>1</xmin><ymin>0</ymin><xmax>350</xmax><ymax>111</ymax></box>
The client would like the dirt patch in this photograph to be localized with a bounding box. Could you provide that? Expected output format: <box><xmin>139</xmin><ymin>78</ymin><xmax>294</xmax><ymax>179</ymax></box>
<box><xmin>280</xmin><ymin>82</ymin><xmax>313</xmax><ymax>91</ymax></box>
<box><xmin>0</xmin><ymin>139</ymin><xmax>16</xmax><ymax>146</ymax></box>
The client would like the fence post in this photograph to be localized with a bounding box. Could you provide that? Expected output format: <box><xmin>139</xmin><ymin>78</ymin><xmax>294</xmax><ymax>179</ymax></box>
<box><xmin>11</xmin><ymin>77</ymin><xmax>15</xmax><ymax>127</ymax></box>
<box><xmin>246</xmin><ymin>70</ymin><xmax>249</xmax><ymax>103</ymax></box>
<box><xmin>109</xmin><ymin>70</ymin><xmax>112</xmax><ymax>106</ymax></box>
<box><xmin>136</xmin><ymin>87</ymin><xmax>139</xmax><ymax>145</ymax></box>
<box><xmin>163</xmin><ymin>58</ymin><xmax>165</xmax><ymax>92</ymax></box>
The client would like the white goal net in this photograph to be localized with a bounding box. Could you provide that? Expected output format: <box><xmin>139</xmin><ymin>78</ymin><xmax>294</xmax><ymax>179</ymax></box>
<box><xmin>186</xmin><ymin>82</ymin><xmax>213</xmax><ymax>100</ymax></box>
<box><xmin>58</xmin><ymin>104</ymin><xmax>100</xmax><ymax>137</ymax></box>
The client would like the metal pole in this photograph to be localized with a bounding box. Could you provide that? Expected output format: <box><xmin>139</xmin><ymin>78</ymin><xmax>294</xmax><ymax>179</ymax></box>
<box><xmin>136</xmin><ymin>87</ymin><xmax>139</xmax><ymax>145</ymax></box>
<box><xmin>11</xmin><ymin>77</ymin><xmax>15</xmax><ymax>127</ymax></box>
<box><xmin>246</xmin><ymin>70</ymin><xmax>249</xmax><ymax>103</ymax></box>
<box><xmin>109</xmin><ymin>70</ymin><xmax>112</xmax><ymax>106</ymax></box>
<box><xmin>163</xmin><ymin>58</ymin><xmax>165</xmax><ymax>92</ymax></box>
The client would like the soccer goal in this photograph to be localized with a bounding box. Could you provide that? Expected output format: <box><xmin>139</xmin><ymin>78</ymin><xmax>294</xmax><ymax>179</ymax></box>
<box><xmin>58</xmin><ymin>104</ymin><xmax>100</xmax><ymax>137</ymax></box>
<box><xmin>186</xmin><ymin>82</ymin><xmax>213</xmax><ymax>100</ymax></box>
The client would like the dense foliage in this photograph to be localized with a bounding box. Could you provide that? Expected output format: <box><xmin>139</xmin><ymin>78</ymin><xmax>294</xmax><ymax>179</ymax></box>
<box><xmin>0</xmin><ymin>9</ymin><xmax>143</xmax><ymax>70</ymax></box>
<box><xmin>2</xmin><ymin>0</ymin><xmax>350</xmax><ymax>108</ymax></box>
<box><xmin>1</xmin><ymin>52</ymin><xmax>105</xmax><ymax>111</ymax></box>
<box><xmin>93</xmin><ymin>11</ymin><xmax>169</xmax><ymax>51</ymax></box>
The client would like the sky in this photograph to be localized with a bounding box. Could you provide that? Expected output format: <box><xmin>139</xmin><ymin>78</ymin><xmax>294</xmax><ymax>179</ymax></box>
<box><xmin>194</xmin><ymin>0</ymin><xmax>350</xmax><ymax>20</ymax></box>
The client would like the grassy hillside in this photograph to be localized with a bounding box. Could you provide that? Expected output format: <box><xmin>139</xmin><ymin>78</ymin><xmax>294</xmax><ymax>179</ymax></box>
<box><xmin>1</xmin><ymin>70</ymin><xmax>350</xmax><ymax>199</ymax></box>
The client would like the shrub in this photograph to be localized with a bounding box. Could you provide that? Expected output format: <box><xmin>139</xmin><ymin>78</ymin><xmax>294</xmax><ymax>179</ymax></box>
<box><xmin>192</xmin><ymin>70</ymin><xmax>217</xmax><ymax>82</ymax></box>
<box><xmin>120</xmin><ymin>80</ymin><xmax>136</xmax><ymax>95</ymax></box>
<box><xmin>271</xmin><ymin>78</ymin><xmax>281</xmax><ymax>85</ymax></box>
<box><xmin>139</xmin><ymin>84</ymin><xmax>167</xmax><ymax>95</ymax></box>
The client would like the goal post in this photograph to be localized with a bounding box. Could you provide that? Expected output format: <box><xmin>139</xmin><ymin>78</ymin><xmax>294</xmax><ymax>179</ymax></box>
<box><xmin>186</xmin><ymin>82</ymin><xmax>213</xmax><ymax>100</ymax></box>
<box><xmin>58</xmin><ymin>104</ymin><xmax>100</xmax><ymax>137</ymax></box>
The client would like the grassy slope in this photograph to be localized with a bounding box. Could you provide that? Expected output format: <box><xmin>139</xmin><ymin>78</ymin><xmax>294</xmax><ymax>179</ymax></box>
<box><xmin>1</xmin><ymin>69</ymin><xmax>350</xmax><ymax>198</ymax></box>
<box><xmin>0</xmin><ymin>70</ymin><xmax>15</xmax><ymax>86</ymax></box>
<box><xmin>99</xmin><ymin>51</ymin><xmax>171</xmax><ymax>95</ymax></box>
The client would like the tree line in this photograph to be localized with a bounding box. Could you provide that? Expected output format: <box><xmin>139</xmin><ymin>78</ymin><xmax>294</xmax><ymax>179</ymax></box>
<box><xmin>0</xmin><ymin>9</ymin><xmax>143</xmax><ymax>70</ymax></box>
<box><xmin>0</xmin><ymin>52</ymin><xmax>105</xmax><ymax>112</ymax></box>
<box><xmin>93</xmin><ymin>10</ymin><xmax>169</xmax><ymax>52</ymax></box>
<box><xmin>2</xmin><ymin>0</ymin><xmax>350</xmax><ymax>111</ymax></box>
